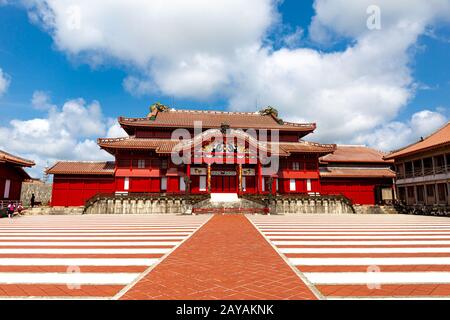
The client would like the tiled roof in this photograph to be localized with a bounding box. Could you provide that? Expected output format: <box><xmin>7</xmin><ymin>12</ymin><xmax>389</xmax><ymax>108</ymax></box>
<box><xmin>320</xmin><ymin>145</ymin><xmax>392</xmax><ymax>164</ymax></box>
<box><xmin>119</xmin><ymin>109</ymin><xmax>316</xmax><ymax>132</ymax></box>
<box><xmin>320</xmin><ymin>167</ymin><xmax>395</xmax><ymax>178</ymax></box>
<box><xmin>98</xmin><ymin>137</ymin><xmax>335</xmax><ymax>156</ymax></box>
<box><xmin>98</xmin><ymin>137</ymin><xmax>180</xmax><ymax>154</ymax></box>
<box><xmin>278</xmin><ymin>141</ymin><xmax>336</xmax><ymax>155</ymax></box>
<box><xmin>0</xmin><ymin>150</ymin><xmax>35</xmax><ymax>167</ymax></box>
<box><xmin>46</xmin><ymin>161</ymin><xmax>115</xmax><ymax>175</ymax></box>
<box><xmin>384</xmin><ymin>122</ymin><xmax>450</xmax><ymax>160</ymax></box>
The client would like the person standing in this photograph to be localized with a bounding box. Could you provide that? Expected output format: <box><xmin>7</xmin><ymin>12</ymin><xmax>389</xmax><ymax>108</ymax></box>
<box><xmin>31</xmin><ymin>193</ymin><xmax>36</xmax><ymax>208</ymax></box>
<box><xmin>7</xmin><ymin>202</ymin><xmax>15</xmax><ymax>219</ymax></box>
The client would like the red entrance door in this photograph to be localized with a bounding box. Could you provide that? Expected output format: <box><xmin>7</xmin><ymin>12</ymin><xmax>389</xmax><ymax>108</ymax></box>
<box><xmin>211</xmin><ymin>176</ymin><xmax>238</xmax><ymax>193</ymax></box>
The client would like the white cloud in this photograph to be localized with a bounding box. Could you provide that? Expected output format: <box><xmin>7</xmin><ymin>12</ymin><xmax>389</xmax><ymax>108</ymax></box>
<box><xmin>23</xmin><ymin>0</ymin><xmax>276</xmax><ymax>99</ymax></box>
<box><xmin>309</xmin><ymin>0</ymin><xmax>450</xmax><ymax>42</ymax></box>
<box><xmin>282</xmin><ymin>27</ymin><xmax>304</xmax><ymax>48</ymax></box>
<box><xmin>0</xmin><ymin>95</ymin><xmax>119</xmax><ymax>178</ymax></box>
<box><xmin>0</xmin><ymin>68</ymin><xmax>10</xmax><ymax>97</ymax></box>
<box><xmin>122</xmin><ymin>76</ymin><xmax>156</xmax><ymax>97</ymax></box>
<box><xmin>227</xmin><ymin>1</ymin><xmax>450</xmax><ymax>144</ymax></box>
<box><xmin>354</xmin><ymin>109</ymin><xmax>448</xmax><ymax>151</ymax></box>
<box><xmin>410</xmin><ymin>109</ymin><xmax>448</xmax><ymax>137</ymax></box>
<box><xmin>106</xmin><ymin>122</ymin><xmax>127</xmax><ymax>138</ymax></box>
<box><xmin>31</xmin><ymin>90</ymin><xmax>55</xmax><ymax>110</ymax></box>
<box><xmin>24</xmin><ymin>0</ymin><xmax>275</xmax><ymax>63</ymax></box>
<box><xmin>227</xmin><ymin>30</ymin><xmax>414</xmax><ymax>142</ymax></box>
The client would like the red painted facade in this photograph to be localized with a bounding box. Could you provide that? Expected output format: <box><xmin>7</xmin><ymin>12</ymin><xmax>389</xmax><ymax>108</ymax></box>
<box><xmin>320</xmin><ymin>178</ymin><xmax>392</xmax><ymax>205</ymax></box>
<box><xmin>0</xmin><ymin>151</ymin><xmax>35</xmax><ymax>203</ymax></box>
<box><xmin>0</xmin><ymin>165</ymin><xmax>25</xmax><ymax>201</ymax></box>
<box><xmin>52</xmin><ymin>176</ymin><xmax>115</xmax><ymax>207</ymax></box>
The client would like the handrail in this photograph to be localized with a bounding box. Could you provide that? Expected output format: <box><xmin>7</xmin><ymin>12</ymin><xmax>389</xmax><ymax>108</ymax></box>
<box><xmin>399</xmin><ymin>165</ymin><xmax>447</xmax><ymax>179</ymax></box>
<box><xmin>241</xmin><ymin>193</ymin><xmax>355</xmax><ymax>213</ymax></box>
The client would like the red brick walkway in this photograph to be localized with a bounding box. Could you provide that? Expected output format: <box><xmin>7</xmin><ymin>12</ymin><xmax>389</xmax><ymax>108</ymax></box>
<box><xmin>120</xmin><ymin>215</ymin><xmax>317</xmax><ymax>300</ymax></box>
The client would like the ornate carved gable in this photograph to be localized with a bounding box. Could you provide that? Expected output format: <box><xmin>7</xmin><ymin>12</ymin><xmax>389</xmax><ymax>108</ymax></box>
<box><xmin>173</xmin><ymin>128</ymin><xmax>269</xmax><ymax>155</ymax></box>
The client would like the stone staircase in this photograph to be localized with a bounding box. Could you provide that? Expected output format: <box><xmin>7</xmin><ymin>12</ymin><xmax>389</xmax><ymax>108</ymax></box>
<box><xmin>192</xmin><ymin>193</ymin><xmax>265</xmax><ymax>214</ymax></box>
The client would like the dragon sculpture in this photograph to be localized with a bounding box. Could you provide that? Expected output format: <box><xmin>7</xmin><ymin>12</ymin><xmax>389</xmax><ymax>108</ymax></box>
<box><xmin>148</xmin><ymin>102</ymin><xmax>169</xmax><ymax>120</ymax></box>
<box><xmin>259</xmin><ymin>106</ymin><xmax>284</xmax><ymax>125</ymax></box>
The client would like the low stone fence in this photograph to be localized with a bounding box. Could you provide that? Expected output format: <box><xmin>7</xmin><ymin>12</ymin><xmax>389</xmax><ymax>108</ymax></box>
<box><xmin>83</xmin><ymin>194</ymin><xmax>209</xmax><ymax>215</ymax></box>
<box><xmin>22</xmin><ymin>206</ymin><xmax>83</xmax><ymax>215</ymax></box>
<box><xmin>84</xmin><ymin>197</ymin><xmax>194</xmax><ymax>215</ymax></box>
<box><xmin>18</xmin><ymin>193</ymin><xmax>399</xmax><ymax>215</ymax></box>
<box><xmin>242</xmin><ymin>194</ymin><xmax>355</xmax><ymax>214</ymax></box>
<box><xmin>268</xmin><ymin>197</ymin><xmax>354</xmax><ymax>214</ymax></box>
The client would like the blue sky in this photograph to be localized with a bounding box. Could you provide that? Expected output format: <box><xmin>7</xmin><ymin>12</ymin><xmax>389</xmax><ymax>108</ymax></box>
<box><xmin>0</xmin><ymin>0</ymin><xmax>449</xmax><ymax>176</ymax></box>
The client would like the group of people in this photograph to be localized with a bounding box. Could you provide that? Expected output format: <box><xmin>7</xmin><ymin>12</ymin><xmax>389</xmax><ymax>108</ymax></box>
<box><xmin>5</xmin><ymin>202</ymin><xmax>24</xmax><ymax>218</ymax></box>
<box><xmin>3</xmin><ymin>194</ymin><xmax>35</xmax><ymax>219</ymax></box>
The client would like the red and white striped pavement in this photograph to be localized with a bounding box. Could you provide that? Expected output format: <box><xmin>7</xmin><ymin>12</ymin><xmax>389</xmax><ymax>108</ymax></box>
<box><xmin>249</xmin><ymin>214</ymin><xmax>450</xmax><ymax>300</ymax></box>
<box><xmin>0</xmin><ymin>214</ymin><xmax>210</xmax><ymax>299</ymax></box>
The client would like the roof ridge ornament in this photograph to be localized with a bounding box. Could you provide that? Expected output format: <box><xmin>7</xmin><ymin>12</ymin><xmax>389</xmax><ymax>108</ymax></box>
<box><xmin>220</xmin><ymin>123</ymin><xmax>230</xmax><ymax>134</ymax></box>
<box><xmin>259</xmin><ymin>106</ymin><xmax>284</xmax><ymax>125</ymax></box>
<box><xmin>148</xmin><ymin>102</ymin><xmax>170</xmax><ymax>120</ymax></box>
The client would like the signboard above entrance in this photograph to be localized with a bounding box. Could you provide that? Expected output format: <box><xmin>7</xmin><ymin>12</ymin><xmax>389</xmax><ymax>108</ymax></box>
<box><xmin>211</xmin><ymin>170</ymin><xmax>237</xmax><ymax>176</ymax></box>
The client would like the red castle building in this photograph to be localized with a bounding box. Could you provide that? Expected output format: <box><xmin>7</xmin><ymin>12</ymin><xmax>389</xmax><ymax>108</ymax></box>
<box><xmin>0</xmin><ymin>150</ymin><xmax>35</xmax><ymax>205</ymax></box>
<box><xmin>47</xmin><ymin>105</ymin><xmax>395</xmax><ymax>207</ymax></box>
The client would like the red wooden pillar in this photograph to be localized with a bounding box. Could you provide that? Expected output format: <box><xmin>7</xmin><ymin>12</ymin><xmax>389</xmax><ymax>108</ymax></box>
<box><xmin>207</xmin><ymin>163</ymin><xmax>211</xmax><ymax>193</ymax></box>
<box><xmin>186</xmin><ymin>163</ymin><xmax>191</xmax><ymax>192</ymax></box>
<box><xmin>257</xmin><ymin>160</ymin><xmax>262</xmax><ymax>194</ymax></box>
<box><xmin>237</xmin><ymin>164</ymin><xmax>242</xmax><ymax>195</ymax></box>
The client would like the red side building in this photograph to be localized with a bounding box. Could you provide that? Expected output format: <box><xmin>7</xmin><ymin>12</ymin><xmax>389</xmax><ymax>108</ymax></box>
<box><xmin>320</xmin><ymin>145</ymin><xmax>395</xmax><ymax>205</ymax></box>
<box><xmin>0</xmin><ymin>150</ymin><xmax>35</xmax><ymax>204</ymax></box>
<box><xmin>47</xmin><ymin>106</ymin><xmax>394</xmax><ymax>207</ymax></box>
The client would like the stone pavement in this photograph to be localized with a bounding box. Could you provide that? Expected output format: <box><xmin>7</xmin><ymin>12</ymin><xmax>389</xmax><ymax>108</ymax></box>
<box><xmin>3</xmin><ymin>213</ymin><xmax>450</xmax><ymax>300</ymax></box>
<box><xmin>250</xmin><ymin>214</ymin><xmax>450</xmax><ymax>299</ymax></box>
<box><xmin>120</xmin><ymin>215</ymin><xmax>317</xmax><ymax>300</ymax></box>
<box><xmin>0</xmin><ymin>214</ymin><xmax>209</xmax><ymax>299</ymax></box>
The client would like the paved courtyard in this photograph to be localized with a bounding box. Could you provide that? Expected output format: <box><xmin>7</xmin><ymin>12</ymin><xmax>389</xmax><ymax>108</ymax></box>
<box><xmin>0</xmin><ymin>214</ymin><xmax>209</xmax><ymax>298</ymax></box>
<box><xmin>250</xmin><ymin>214</ymin><xmax>450</xmax><ymax>299</ymax></box>
<box><xmin>0</xmin><ymin>213</ymin><xmax>449</xmax><ymax>299</ymax></box>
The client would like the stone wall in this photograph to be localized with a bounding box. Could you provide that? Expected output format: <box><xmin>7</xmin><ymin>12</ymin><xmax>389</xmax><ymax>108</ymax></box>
<box><xmin>20</xmin><ymin>193</ymin><xmax>395</xmax><ymax>215</ymax></box>
<box><xmin>84</xmin><ymin>197</ymin><xmax>193</xmax><ymax>215</ymax></box>
<box><xmin>23</xmin><ymin>206</ymin><xmax>83</xmax><ymax>215</ymax></box>
<box><xmin>20</xmin><ymin>180</ymin><xmax>52</xmax><ymax>206</ymax></box>
<box><xmin>85</xmin><ymin>194</ymin><xmax>356</xmax><ymax>215</ymax></box>
<box><xmin>268</xmin><ymin>198</ymin><xmax>355</xmax><ymax>214</ymax></box>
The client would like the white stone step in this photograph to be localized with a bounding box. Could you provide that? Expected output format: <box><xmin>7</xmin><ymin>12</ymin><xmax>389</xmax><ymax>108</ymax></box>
<box><xmin>210</xmin><ymin>193</ymin><xmax>239</xmax><ymax>203</ymax></box>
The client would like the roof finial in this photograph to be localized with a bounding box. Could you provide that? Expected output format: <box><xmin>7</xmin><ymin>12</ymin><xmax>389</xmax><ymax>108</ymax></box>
<box><xmin>220</xmin><ymin>123</ymin><xmax>230</xmax><ymax>134</ymax></box>
<box><xmin>259</xmin><ymin>106</ymin><xmax>284</xmax><ymax>124</ymax></box>
<box><xmin>148</xmin><ymin>102</ymin><xmax>169</xmax><ymax>120</ymax></box>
